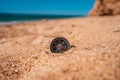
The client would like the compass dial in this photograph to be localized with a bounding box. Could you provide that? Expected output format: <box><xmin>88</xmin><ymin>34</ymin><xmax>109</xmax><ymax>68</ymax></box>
<box><xmin>50</xmin><ymin>37</ymin><xmax>70</xmax><ymax>53</ymax></box>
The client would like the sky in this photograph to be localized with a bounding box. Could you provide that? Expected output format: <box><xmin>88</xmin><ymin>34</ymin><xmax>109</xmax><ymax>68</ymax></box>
<box><xmin>0</xmin><ymin>0</ymin><xmax>95</xmax><ymax>15</ymax></box>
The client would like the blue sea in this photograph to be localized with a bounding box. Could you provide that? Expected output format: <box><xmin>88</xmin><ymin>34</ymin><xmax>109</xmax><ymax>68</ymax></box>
<box><xmin>0</xmin><ymin>13</ymin><xmax>85</xmax><ymax>23</ymax></box>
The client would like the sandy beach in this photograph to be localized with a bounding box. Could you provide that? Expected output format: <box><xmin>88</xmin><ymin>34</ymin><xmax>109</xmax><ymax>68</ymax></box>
<box><xmin>0</xmin><ymin>15</ymin><xmax>120</xmax><ymax>80</ymax></box>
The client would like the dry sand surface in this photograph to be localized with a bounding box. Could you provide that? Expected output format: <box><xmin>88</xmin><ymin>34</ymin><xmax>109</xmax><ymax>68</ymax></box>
<box><xmin>0</xmin><ymin>16</ymin><xmax>120</xmax><ymax>80</ymax></box>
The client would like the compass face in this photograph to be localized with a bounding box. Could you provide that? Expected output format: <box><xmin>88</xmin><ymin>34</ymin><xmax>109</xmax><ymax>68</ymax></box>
<box><xmin>50</xmin><ymin>37</ymin><xmax>70</xmax><ymax>53</ymax></box>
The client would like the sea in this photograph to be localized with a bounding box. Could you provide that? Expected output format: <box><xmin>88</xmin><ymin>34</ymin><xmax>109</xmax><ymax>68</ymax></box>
<box><xmin>0</xmin><ymin>13</ymin><xmax>85</xmax><ymax>24</ymax></box>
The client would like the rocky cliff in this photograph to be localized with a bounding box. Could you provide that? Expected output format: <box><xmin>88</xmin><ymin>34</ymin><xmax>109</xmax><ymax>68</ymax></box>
<box><xmin>89</xmin><ymin>0</ymin><xmax>120</xmax><ymax>16</ymax></box>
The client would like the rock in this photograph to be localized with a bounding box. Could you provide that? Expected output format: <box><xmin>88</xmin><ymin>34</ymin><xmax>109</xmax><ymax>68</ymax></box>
<box><xmin>89</xmin><ymin>0</ymin><xmax>120</xmax><ymax>16</ymax></box>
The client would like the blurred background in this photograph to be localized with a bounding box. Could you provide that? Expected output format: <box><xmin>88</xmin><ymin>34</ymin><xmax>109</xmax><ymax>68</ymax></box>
<box><xmin>0</xmin><ymin>0</ymin><xmax>95</xmax><ymax>22</ymax></box>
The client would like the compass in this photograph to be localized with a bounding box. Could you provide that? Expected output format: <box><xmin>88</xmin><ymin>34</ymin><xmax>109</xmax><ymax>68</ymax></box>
<box><xmin>50</xmin><ymin>37</ymin><xmax>70</xmax><ymax>53</ymax></box>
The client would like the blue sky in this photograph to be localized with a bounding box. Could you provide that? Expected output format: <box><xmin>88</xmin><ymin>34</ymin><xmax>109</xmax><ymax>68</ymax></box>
<box><xmin>0</xmin><ymin>0</ymin><xmax>95</xmax><ymax>15</ymax></box>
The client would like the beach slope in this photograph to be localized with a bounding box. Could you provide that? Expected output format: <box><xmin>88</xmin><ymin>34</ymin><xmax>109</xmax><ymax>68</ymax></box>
<box><xmin>0</xmin><ymin>16</ymin><xmax>120</xmax><ymax>80</ymax></box>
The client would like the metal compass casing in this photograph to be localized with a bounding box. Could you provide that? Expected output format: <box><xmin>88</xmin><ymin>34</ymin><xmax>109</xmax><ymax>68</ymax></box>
<box><xmin>50</xmin><ymin>37</ymin><xmax>70</xmax><ymax>53</ymax></box>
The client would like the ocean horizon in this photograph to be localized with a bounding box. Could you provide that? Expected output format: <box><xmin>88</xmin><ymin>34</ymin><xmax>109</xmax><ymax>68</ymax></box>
<box><xmin>0</xmin><ymin>13</ymin><xmax>85</xmax><ymax>23</ymax></box>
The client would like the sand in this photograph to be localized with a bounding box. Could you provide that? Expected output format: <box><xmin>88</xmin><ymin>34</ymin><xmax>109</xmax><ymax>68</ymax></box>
<box><xmin>0</xmin><ymin>16</ymin><xmax>120</xmax><ymax>80</ymax></box>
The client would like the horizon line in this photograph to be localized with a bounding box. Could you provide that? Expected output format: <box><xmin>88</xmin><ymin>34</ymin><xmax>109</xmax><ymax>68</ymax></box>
<box><xmin>0</xmin><ymin>11</ymin><xmax>87</xmax><ymax>16</ymax></box>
